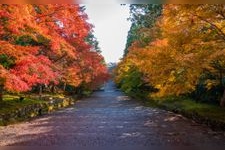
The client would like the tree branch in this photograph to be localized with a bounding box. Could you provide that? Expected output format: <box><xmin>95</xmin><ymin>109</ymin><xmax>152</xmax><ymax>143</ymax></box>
<box><xmin>192</xmin><ymin>13</ymin><xmax>225</xmax><ymax>41</ymax></box>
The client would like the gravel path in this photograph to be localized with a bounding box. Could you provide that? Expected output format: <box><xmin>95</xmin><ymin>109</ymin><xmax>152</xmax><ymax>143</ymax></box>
<box><xmin>0</xmin><ymin>81</ymin><xmax>225</xmax><ymax>147</ymax></box>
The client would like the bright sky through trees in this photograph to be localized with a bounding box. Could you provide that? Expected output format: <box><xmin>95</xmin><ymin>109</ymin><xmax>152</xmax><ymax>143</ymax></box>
<box><xmin>85</xmin><ymin>4</ymin><xmax>131</xmax><ymax>63</ymax></box>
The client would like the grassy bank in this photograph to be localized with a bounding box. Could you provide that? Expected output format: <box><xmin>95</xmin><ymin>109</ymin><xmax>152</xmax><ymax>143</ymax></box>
<box><xmin>128</xmin><ymin>92</ymin><xmax>225</xmax><ymax>131</ymax></box>
<box><xmin>0</xmin><ymin>95</ymin><xmax>45</xmax><ymax>114</ymax></box>
<box><xmin>0</xmin><ymin>94</ymin><xmax>76</xmax><ymax>126</ymax></box>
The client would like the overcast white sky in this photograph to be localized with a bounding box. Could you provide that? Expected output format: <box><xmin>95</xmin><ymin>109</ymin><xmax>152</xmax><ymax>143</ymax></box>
<box><xmin>84</xmin><ymin>4</ymin><xmax>131</xmax><ymax>63</ymax></box>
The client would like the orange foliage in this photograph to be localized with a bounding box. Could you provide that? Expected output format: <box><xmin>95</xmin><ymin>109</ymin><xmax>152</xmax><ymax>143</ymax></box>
<box><xmin>0</xmin><ymin>4</ymin><xmax>109</xmax><ymax>94</ymax></box>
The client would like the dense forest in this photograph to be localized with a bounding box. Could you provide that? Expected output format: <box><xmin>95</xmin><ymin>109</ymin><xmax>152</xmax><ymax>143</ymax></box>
<box><xmin>0</xmin><ymin>4</ymin><xmax>109</xmax><ymax>101</ymax></box>
<box><xmin>114</xmin><ymin>4</ymin><xmax>225</xmax><ymax>107</ymax></box>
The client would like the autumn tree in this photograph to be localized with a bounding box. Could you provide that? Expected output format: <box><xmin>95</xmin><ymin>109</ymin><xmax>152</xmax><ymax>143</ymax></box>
<box><xmin>124</xmin><ymin>4</ymin><xmax>162</xmax><ymax>55</ymax></box>
<box><xmin>115</xmin><ymin>4</ymin><xmax>225</xmax><ymax>106</ymax></box>
<box><xmin>0</xmin><ymin>5</ymin><xmax>57</xmax><ymax>100</ymax></box>
<box><xmin>158</xmin><ymin>4</ymin><xmax>225</xmax><ymax>106</ymax></box>
<box><xmin>115</xmin><ymin>4</ymin><xmax>162</xmax><ymax>96</ymax></box>
<box><xmin>0</xmin><ymin>4</ymin><xmax>109</xmax><ymax>101</ymax></box>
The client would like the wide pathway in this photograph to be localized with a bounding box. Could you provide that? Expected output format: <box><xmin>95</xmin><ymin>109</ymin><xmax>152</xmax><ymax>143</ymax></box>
<box><xmin>0</xmin><ymin>81</ymin><xmax>225</xmax><ymax>147</ymax></box>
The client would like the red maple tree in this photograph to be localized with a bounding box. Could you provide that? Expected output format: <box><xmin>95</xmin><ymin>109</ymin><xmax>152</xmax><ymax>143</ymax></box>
<box><xmin>0</xmin><ymin>4</ymin><xmax>109</xmax><ymax>101</ymax></box>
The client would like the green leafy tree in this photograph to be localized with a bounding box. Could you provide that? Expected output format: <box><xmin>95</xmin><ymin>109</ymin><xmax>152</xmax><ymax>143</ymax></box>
<box><xmin>124</xmin><ymin>4</ymin><xmax>162</xmax><ymax>55</ymax></box>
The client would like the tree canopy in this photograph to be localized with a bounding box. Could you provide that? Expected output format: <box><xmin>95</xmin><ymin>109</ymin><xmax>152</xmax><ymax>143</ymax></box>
<box><xmin>0</xmin><ymin>4</ymin><xmax>109</xmax><ymax>100</ymax></box>
<box><xmin>115</xmin><ymin>4</ymin><xmax>225</xmax><ymax>106</ymax></box>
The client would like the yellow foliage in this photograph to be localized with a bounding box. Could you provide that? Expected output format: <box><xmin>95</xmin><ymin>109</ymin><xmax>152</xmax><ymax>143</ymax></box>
<box><xmin>115</xmin><ymin>4</ymin><xmax>225</xmax><ymax>98</ymax></box>
<box><xmin>205</xmin><ymin>80</ymin><xmax>219</xmax><ymax>90</ymax></box>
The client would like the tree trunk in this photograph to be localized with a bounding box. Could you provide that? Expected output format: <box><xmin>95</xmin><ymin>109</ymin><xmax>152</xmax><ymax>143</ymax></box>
<box><xmin>220</xmin><ymin>89</ymin><xmax>225</xmax><ymax>107</ymax></box>
<box><xmin>51</xmin><ymin>85</ymin><xmax>55</xmax><ymax>93</ymax></box>
<box><xmin>0</xmin><ymin>84</ymin><xmax>3</xmax><ymax>102</ymax></box>
<box><xmin>39</xmin><ymin>85</ymin><xmax>42</xmax><ymax>100</ymax></box>
<box><xmin>63</xmin><ymin>83</ymin><xmax>66</xmax><ymax>91</ymax></box>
